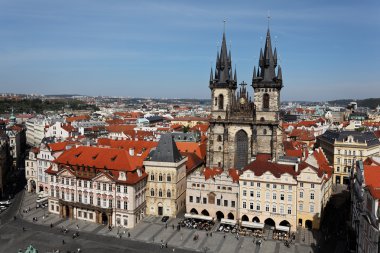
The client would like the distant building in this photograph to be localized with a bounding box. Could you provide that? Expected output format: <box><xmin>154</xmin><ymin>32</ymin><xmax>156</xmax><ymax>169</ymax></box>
<box><xmin>317</xmin><ymin>130</ymin><xmax>380</xmax><ymax>184</ymax></box>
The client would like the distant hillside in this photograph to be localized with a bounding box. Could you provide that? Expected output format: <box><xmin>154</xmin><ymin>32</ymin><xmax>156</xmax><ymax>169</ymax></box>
<box><xmin>328</xmin><ymin>98</ymin><xmax>380</xmax><ymax>109</ymax></box>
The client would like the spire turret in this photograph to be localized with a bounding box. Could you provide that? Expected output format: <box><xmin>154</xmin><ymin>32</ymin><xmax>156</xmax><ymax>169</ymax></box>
<box><xmin>210</xmin><ymin>67</ymin><xmax>214</xmax><ymax>83</ymax></box>
<box><xmin>252</xmin><ymin>28</ymin><xmax>283</xmax><ymax>89</ymax></box>
<box><xmin>277</xmin><ymin>65</ymin><xmax>282</xmax><ymax>80</ymax></box>
<box><xmin>209</xmin><ymin>29</ymin><xmax>237</xmax><ymax>89</ymax></box>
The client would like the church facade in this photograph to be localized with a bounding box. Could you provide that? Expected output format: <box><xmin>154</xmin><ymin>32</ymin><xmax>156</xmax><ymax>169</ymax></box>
<box><xmin>207</xmin><ymin>28</ymin><xmax>284</xmax><ymax>169</ymax></box>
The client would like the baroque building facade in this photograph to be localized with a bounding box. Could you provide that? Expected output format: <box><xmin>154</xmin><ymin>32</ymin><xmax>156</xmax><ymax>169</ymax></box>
<box><xmin>207</xmin><ymin>29</ymin><xmax>283</xmax><ymax>170</ymax></box>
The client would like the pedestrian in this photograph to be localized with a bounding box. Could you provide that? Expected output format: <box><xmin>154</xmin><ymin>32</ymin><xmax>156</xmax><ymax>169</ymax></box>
<box><xmin>165</xmin><ymin>242</ymin><xmax>168</xmax><ymax>248</ymax></box>
<box><xmin>165</xmin><ymin>223</ymin><xmax>167</xmax><ymax>229</ymax></box>
<box><xmin>210</xmin><ymin>232</ymin><xmax>212</xmax><ymax>237</ymax></box>
<box><xmin>128</xmin><ymin>232</ymin><xmax>130</xmax><ymax>238</ymax></box>
<box><xmin>22</xmin><ymin>227</ymin><xmax>25</xmax><ymax>232</ymax></box>
<box><xmin>223</xmin><ymin>234</ymin><xmax>225</xmax><ymax>239</ymax></box>
<box><xmin>62</xmin><ymin>239</ymin><xmax>65</xmax><ymax>245</ymax></box>
<box><xmin>76</xmin><ymin>224</ymin><xmax>79</xmax><ymax>230</ymax></box>
<box><xmin>172</xmin><ymin>224</ymin><xmax>174</xmax><ymax>230</ymax></box>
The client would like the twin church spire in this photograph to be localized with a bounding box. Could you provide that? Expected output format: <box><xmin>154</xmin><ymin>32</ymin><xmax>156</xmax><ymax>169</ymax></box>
<box><xmin>209</xmin><ymin>31</ymin><xmax>237</xmax><ymax>89</ymax></box>
<box><xmin>253</xmin><ymin>29</ymin><xmax>283</xmax><ymax>88</ymax></box>
<box><xmin>210</xmin><ymin>26</ymin><xmax>283</xmax><ymax>90</ymax></box>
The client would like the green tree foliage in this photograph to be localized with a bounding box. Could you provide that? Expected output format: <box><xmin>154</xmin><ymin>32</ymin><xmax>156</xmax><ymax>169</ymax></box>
<box><xmin>0</xmin><ymin>98</ymin><xmax>99</xmax><ymax>114</ymax></box>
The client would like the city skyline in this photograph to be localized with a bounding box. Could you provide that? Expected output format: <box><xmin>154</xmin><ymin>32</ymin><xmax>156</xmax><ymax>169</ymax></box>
<box><xmin>0</xmin><ymin>0</ymin><xmax>379</xmax><ymax>101</ymax></box>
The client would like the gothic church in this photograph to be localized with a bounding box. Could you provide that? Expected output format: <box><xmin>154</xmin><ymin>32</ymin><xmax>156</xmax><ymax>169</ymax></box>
<box><xmin>207</xmin><ymin>28</ymin><xmax>284</xmax><ymax>169</ymax></box>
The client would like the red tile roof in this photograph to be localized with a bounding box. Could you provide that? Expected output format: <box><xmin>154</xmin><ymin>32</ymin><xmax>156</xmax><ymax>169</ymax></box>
<box><xmin>176</xmin><ymin>142</ymin><xmax>206</xmax><ymax>160</ymax></box>
<box><xmin>66</xmin><ymin>115</ymin><xmax>90</xmax><ymax>123</ymax></box>
<box><xmin>97</xmin><ymin>138</ymin><xmax>157</xmax><ymax>156</ymax></box>
<box><xmin>181</xmin><ymin>152</ymin><xmax>204</xmax><ymax>174</ymax></box>
<box><xmin>106</xmin><ymin>125</ymin><xmax>136</xmax><ymax>133</ymax></box>
<box><xmin>364</xmin><ymin>165</ymin><xmax>380</xmax><ymax>199</ymax></box>
<box><xmin>363</xmin><ymin>157</ymin><xmax>380</xmax><ymax>166</ymax></box>
<box><xmin>228</xmin><ymin>168</ymin><xmax>240</xmax><ymax>183</ymax></box>
<box><xmin>48</xmin><ymin>141</ymin><xmax>77</xmax><ymax>152</ymax></box>
<box><xmin>203</xmin><ymin>167</ymin><xmax>224</xmax><ymax>180</ymax></box>
<box><xmin>47</xmin><ymin>146</ymin><xmax>147</xmax><ymax>185</ymax></box>
<box><xmin>243</xmin><ymin>154</ymin><xmax>297</xmax><ymax>178</ymax></box>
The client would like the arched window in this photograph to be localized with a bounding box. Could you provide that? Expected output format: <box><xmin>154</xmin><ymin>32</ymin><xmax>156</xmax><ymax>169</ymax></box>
<box><xmin>217</xmin><ymin>135</ymin><xmax>222</xmax><ymax>142</ymax></box>
<box><xmin>150</xmin><ymin>174</ymin><xmax>154</xmax><ymax>181</ymax></box>
<box><xmin>167</xmin><ymin>174</ymin><xmax>171</xmax><ymax>182</ymax></box>
<box><xmin>159</xmin><ymin>189</ymin><xmax>163</xmax><ymax>197</ymax></box>
<box><xmin>263</xmin><ymin>129</ymin><xmax>267</xmax><ymax>135</ymax></box>
<box><xmin>218</xmin><ymin>94</ymin><xmax>224</xmax><ymax>110</ymax></box>
<box><xmin>167</xmin><ymin>189</ymin><xmax>171</xmax><ymax>198</ymax></box>
<box><xmin>150</xmin><ymin>188</ymin><xmax>154</xmax><ymax>196</ymax></box>
<box><xmin>263</xmin><ymin>93</ymin><xmax>270</xmax><ymax>109</ymax></box>
<box><xmin>260</xmin><ymin>117</ymin><xmax>265</xmax><ymax>122</ymax></box>
<box><xmin>159</xmin><ymin>173</ymin><xmax>162</xmax><ymax>181</ymax></box>
<box><xmin>235</xmin><ymin>130</ymin><xmax>248</xmax><ymax>169</ymax></box>
<box><xmin>214</xmin><ymin>97</ymin><xmax>217</xmax><ymax>106</ymax></box>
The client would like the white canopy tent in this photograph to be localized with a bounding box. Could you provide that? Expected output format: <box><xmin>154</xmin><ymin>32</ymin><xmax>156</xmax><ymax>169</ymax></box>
<box><xmin>184</xmin><ymin>213</ymin><xmax>213</xmax><ymax>221</ymax></box>
<box><xmin>220</xmin><ymin>218</ymin><xmax>237</xmax><ymax>226</ymax></box>
<box><xmin>241</xmin><ymin>221</ymin><xmax>265</xmax><ymax>229</ymax></box>
<box><xmin>276</xmin><ymin>225</ymin><xmax>290</xmax><ymax>232</ymax></box>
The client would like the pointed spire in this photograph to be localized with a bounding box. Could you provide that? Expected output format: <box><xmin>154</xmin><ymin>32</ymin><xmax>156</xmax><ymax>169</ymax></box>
<box><xmin>259</xmin><ymin>49</ymin><xmax>264</xmax><ymax>67</ymax></box>
<box><xmin>210</xmin><ymin>67</ymin><xmax>214</xmax><ymax>82</ymax></box>
<box><xmin>234</xmin><ymin>68</ymin><xmax>237</xmax><ymax>82</ymax></box>
<box><xmin>277</xmin><ymin>65</ymin><xmax>282</xmax><ymax>80</ymax></box>
<box><xmin>273</xmin><ymin>47</ymin><xmax>277</xmax><ymax>66</ymax></box>
<box><xmin>253</xmin><ymin>66</ymin><xmax>257</xmax><ymax>79</ymax></box>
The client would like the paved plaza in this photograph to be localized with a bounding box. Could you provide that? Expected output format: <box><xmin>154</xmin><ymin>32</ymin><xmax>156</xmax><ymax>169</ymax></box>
<box><xmin>6</xmin><ymin>191</ymin><xmax>321</xmax><ymax>253</ymax></box>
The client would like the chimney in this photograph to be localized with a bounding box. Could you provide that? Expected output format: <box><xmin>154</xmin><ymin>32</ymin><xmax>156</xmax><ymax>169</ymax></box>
<box><xmin>129</xmin><ymin>147</ymin><xmax>134</xmax><ymax>156</ymax></box>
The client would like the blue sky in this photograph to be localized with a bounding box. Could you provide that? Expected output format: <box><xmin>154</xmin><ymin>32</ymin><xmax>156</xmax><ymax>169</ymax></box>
<box><xmin>0</xmin><ymin>0</ymin><xmax>379</xmax><ymax>101</ymax></box>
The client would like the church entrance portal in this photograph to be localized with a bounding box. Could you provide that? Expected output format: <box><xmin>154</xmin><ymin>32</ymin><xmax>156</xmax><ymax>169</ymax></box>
<box><xmin>235</xmin><ymin>130</ymin><xmax>248</xmax><ymax>169</ymax></box>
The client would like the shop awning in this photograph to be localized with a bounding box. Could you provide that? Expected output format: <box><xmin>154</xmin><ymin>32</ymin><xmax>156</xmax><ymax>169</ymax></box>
<box><xmin>184</xmin><ymin>213</ymin><xmax>213</xmax><ymax>221</ymax></box>
<box><xmin>220</xmin><ymin>218</ymin><xmax>237</xmax><ymax>226</ymax></box>
<box><xmin>276</xmin><ymin>225</ymin><xmax>290</xmax><ymax>232</ymax></box>
<box><xmin>241</xmin><ymin>221</ymin><xmax>265</xmax><ymax>229</ymax></box>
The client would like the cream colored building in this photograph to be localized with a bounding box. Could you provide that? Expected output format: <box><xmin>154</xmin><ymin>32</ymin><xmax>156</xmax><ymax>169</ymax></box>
<box><xmin>238</xmin><ymin>150</ymin><xmax>332</xmax><ymax>231</ymax></box>
<box><xmin>45</xmin><ymin>145</ymin><xmax>147</xmax><ymax>228</ymax></box>
<box><xmin>317</xmin><ymin>130</ymin><xmax>380</xmax><ymax>184</ymax></box>
<box><xmin>144</xmin><ymin>134</ymin><xmax>187</xmax><ymax>217</ymax></box>
<box><xmin>186</xmin><ymin>167</ymin><xmax>239</xmax><ymax>220</ymax></box>
<box><xmin>239</xmin><ymin>155</ymin><xmax>298</xmax><ymax>231</ymax></box>
<box><xmin>296</xmin><ymin>149</ymin><xmax>333</xmax><ymax>229</ymax></box>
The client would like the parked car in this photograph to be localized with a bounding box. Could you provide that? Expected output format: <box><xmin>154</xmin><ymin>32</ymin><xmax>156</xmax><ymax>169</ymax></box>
<box><xmin>161</xmin><ymin>216</ymin><xmax>169</xmax><ymax>222</ymax></box>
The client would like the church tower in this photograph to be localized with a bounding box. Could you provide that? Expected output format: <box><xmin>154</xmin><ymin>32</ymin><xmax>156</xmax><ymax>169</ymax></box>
<box><xmin>207</xmin><ymin>30</ymin><xmax>255</xmax><ymax>170</ymax></box>
<box><xmin>209</xmin><ymin>31</ymin><xmax>237</xmax><ymax>120</ymax></box>
<box><xmin>252</xmin><ymin>28</ymin><xmax>283</xmax><ymax>160</ymax></box>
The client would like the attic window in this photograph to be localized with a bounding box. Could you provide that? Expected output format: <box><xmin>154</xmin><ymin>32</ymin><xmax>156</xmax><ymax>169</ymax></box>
<box><xmin>111</xmin><ymin>156</ymin><xmax>117</xmax><ymax>161</ymax></box>
<box><xmin>92</xmin><ymin>154</ymin><xmax>98</xmax><ymax>160</ymax></box>
<box><xmin>75</xmin><ymin>152</ymin><xmax>82</xmax><ymax>158</ymax></box>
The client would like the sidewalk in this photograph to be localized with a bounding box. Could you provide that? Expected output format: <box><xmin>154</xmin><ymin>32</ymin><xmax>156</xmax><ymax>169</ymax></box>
<box><xmin>19</xmin><ymin>192</ymin><xmax>319</xmax><ymax>253</ymax></box>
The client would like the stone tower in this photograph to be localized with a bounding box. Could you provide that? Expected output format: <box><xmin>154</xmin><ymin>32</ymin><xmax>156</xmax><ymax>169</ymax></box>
<box><xmin>252</xmin><ymin>29</ymin><xmax>283</xmax><ymax>160</ymax></box>
<box><xmin>207</xmin><ymin>30</ymin><xmax>255</xmax><ymax>170</ymax></box>
<box><xmin>207</xmin><ymin>28</ymin><xmax>284</xmax><ymax>169</ymax></box>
